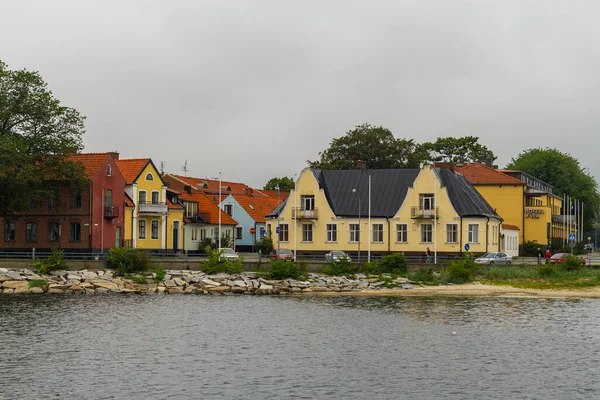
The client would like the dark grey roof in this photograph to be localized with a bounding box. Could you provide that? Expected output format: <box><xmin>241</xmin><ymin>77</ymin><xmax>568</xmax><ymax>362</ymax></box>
<box><xmin>266</xmin><ymin>197</ymin><xmax>287</xmax><ymax>218</ymax></box>
<box><xmin>313</xmin><ymin>169</ymin><xmax>420</xmax><ymax>218</ymax></box>
<box><xmin>437</xmin><ymin>168</ymin><xmax>501</xmax><ymax>219</ymax></box>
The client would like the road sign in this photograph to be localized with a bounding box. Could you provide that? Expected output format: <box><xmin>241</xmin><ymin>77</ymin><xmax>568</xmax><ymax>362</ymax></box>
<box><xmin>276</xmin><ymin>227</ymin><xmax>280</xmax><ymax>234</ymax></box>
<box><xmin>249</xmin><ymin>227</ymin><xmax>256</xmax><ymax>234</ymax></box>
<box><xmin>569</xmin><ymin>233</ymin><xmax>577</xmax><ymax>242</ymax></box>
<box><xmin>464</xmin><ymin>243</ymin><xmax>470</xmax><ymax>251</ymax></box>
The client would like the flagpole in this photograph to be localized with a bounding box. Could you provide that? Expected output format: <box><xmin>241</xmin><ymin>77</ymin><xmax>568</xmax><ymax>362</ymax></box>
<box><xmin>563</xmin><ymin>193</ymin><xmax>566</xmax><ymax>247</ymax></box>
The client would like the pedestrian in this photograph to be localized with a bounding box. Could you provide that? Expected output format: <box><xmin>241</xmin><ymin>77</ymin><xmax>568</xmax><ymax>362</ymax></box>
<box><xmin>425</xmin><ymin>247</ymin><xmax>432</xmax><ymax>264</ymax></box>
<box><xmin>537</xmin><ymin>247</ymin><xmax>543</xmax><ymax>265</ymax></box>
<box><xmin>545</xmin><ymin>249</ymin><xmax>551</xmax><ymax>264</ymax></box>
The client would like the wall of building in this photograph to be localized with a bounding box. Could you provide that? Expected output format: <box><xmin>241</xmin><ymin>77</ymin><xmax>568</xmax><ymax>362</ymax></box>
<box><xmin>131</xmin><ymin>163</ymin><xmax>168</xmax><ymax>250</ymax></box>
<box><xmin>219</xmin><ymin>195</ymin><xmax>256</xmax><ymax>251</ymax></box>
<box><xmin>475</xmin><ymin>185</ymin><xmax>524</xmax><ymax>243</ymax></box>
<box><xmin>166</xmin><ymin>209</ymin><xmax>184</xmax><ymax>252</ymax></box>
<box><xmin>501</xmin><ymin>228</ymin><xmax>520</xmax><ymax>257</ymax></box>
<box><xmin>183</xmin><ymin>223</ymin><xmax>235</xmax><ymax>252</ymax></box>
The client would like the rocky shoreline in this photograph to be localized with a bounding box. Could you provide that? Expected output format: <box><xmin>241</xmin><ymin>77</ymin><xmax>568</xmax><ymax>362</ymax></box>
<box><xmin>0</xmin><ymin>268</ymin><xmax>420</xmax><ymax>295</ymax></box>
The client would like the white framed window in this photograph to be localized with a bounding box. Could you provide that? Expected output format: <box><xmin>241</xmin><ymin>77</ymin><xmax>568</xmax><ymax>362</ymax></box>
<box><xmin>300</xmin><ymin>195</ymin><xmax>315</xmax><ymax>210</ymax></box>
<box><xmin>468</xmin><ymin>224</ymin><xmax>479</xmax><ymax>243</ymax></box>
<box><xmin>200</xmin><ymin>229</ymin><xmax>206</xmax><ymax>240</ymax></box>
<box><xmin>302</xmin><ymin>224</ymin><xmax>313</xmax><ymax>242</ymax></box>
<box><xmin>372</xmin><ymin>223</ymin><xmax>384</xmax><ymax>242</ymax></box>
<box><xmin>349</xmin><ymin>223</ymin><xmax>360</xmax><ymax>243</ymax></box>
<box><xmin>151</xmin><ymin>220</ymin><xmax>159</xmax><ymax>239</ymax></box>
<box><xmin>421</xmin><ymin>224</ymin><xmax>432</xmax><ymax>243</ymax></box>
<box><xmin>224</xmin><ymin>204</ymin><xmax>233</xmax><ymax>216</ymax></box>
<box><xmin>396</xmin><ymin>224</ymin><xmax>407</xmax><ymax>243</ymax></box>
<box><xmin>138</xmin><ymin>220</ymin><xmax>146</xmax><ymax>239</ymax></box>
<box><xmin>279</xmin><ymin>223</ymin><xmax>289</xmax><ymax>242</ymax></box>
<box><xmin>146</xmin><ymin>173</ymin><xmax>153</xmax><ymax>181</ymax></box>
<box><xmin>151</xmin><ymin>191</ymin><xmax>160</xmax><ymax>204</ymax></box>
<box><xmin>107</xmin><ymin>165</ymin><xmax>112</xmax><ymax>176</ymax></box>
<box><xmin>419</xmin><ymin>194</ymin><xmax>435</xmax><ymax>210</ymax></box>
<box><xmin>138</xmin><ymin>191</ymin><xmax>147</xmax><ymax>204</ymax></box>
<box><xmin>326</xmin><ymin>223</ymin><xmax>337</xmax><ymax>242</ymax></box>
<box><xmin>191</xmin><ymin>229</ymin><xmax>198</xmax><ymax>241</ymax></box>
<box><xmin>235</xmin><ymin>226</ymin><xmax>243</xmax><ymax>240</ymax></box>
<box><xmin>446</xmin><ymin>224</ymin><xmax>458</xmax><ymax>243</ymax></box>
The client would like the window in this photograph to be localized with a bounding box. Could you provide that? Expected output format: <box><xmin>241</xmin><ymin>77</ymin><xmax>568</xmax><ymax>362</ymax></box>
<box><xmin>146</xmin><ymin>173</ymin><xmax>153</xmax><ymax>181</ymax></box>
<box><xmin>372</xmin><ymin>223</ymin><xmax>384</xmax><ymax>242</ymax></box>
<box><xmin>26</xmin><ymin>222</ymin><xmax>37</xmax><ymax>242</ymax></box>
<box><xmin>48</xmin><ymin>222</ymin><xmax>59</xmax><ymax>242</ymax></box>
<box><xmin>151</xmin><ymin>220</ymin><xmax>159</xmax><ymax>239</ymax></box>
<box><xmin>300</xmin><ymin>195</ymin><xmax>315</xmax><ymax>210</ymax></box>
<box><xmin>350</xmin><ymin>223</ymin><xmax>360</xmax><ymax>243</ymax></box>
<box><xmin>326</xmin><ymin>224</ymin><xmax>337</xmax><ymax>242</ymax></box>
<box><xmin>151</xmin><ymin>191</ymin><xmax>159</xmax><ymax>204</ymax></box>
<box><xmin>200</xmin><ymin>229</ymin><xmax>206</xmax><ymax>240</ymax></box>
<box><xmin>446</xmin><ymin>224</ymin><xmax>458</xmax><ymax>243</ymax></box>
<box><xmin>267</xmin><ymin>224</ymin><xmax>272</xmax><ymax>239</ymax></box>
<box><xmin>224</xmin><ymin>204</ymin><xmax>233</xmax><ymax>216</ymax></box>
<box><xmin>302</xmin><ymin>224</ymin><xmax>313</xmax><ymax>242</ymax></box>
<box><xmin>70</xmin><ymin>189</ymin><xmax>82</xmax><ymax>208</ymax></box>
<box><xmin>139</xmin><ymin>191</ymin><xmax>147</xmax><ymax>204</ymax></box>
<box><xmin>213</xmin><ymin>227</ymin><xmax>220</xmax><ymax>242</ymax></box>
<box><xmin>191</xmin><ymin>229</ymin><xmax>198</xmax><ymax>241</ymax></box>
<box><xmin>396</xmin><ymin>224</ymin><xmax>407</xmax><ymax>243</ymax></box>
<box><xmin>419</xmin><ymin>194</ymin><xmax>435</xmax><ymax>210</ymax></box>
<box><xmin>107</xmin><ymin>165</ymin><xmax>112</xmax><ymax>176</ymax></box>
<box><xmin>185</xmin><ymin>201</ymin><xmax>198</xmax><ymax>217</ymax></box>
<box><xmin>468</xmin><ymin>224</ymin><xmax>479</xmax><ymax>243</ymax></box>
<box><xmin>48</xmin><ymin>189</ymin><xmax>60</xmax><ymax>209</ymax></box>
<box><xmin>236</xmin><ymin>226</ymin><xmax>243</xmax><ymax>240</ymax></box>
<box><xmin>104</xmin><ymin>189</ymin><xmax>113</xmax><ymax>207</ymax></box>
<box><xmin>4</xmin><ymin>222</ymin><xmax>15</xmax><ymax>242</ymax></box>
<box><xmin>421</xmin><ymin>224</ymin><xmax>432</xmax><ymax>243</ymax></box>
<box><xmin>69</xmin><ymin>222</ymin><xmax>81</xmax><ymax>242</ymax></box>
<box><xmin>138</xmin><ymin>220</ymin><xmax>146</xmax><ymax>239</ymax></box>
<box><xmin>279</xmin><ymin>223</ymin><xmax>289</xmax><ymax>242</ymax></box>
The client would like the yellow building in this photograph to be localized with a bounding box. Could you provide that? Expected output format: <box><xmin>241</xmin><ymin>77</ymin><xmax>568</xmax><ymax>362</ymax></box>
<box><xmin>266</xmin><ymin>165</ymin><xmax>502</xmax><ymax>259</ymax></box>
<box><xmin>456</xmin><ymin>163</ymin><xmax>574</xmax><ymax>253</ymax></box>
<box><xmin>115</xmin><ymin>158</ymin><xmax>184</xmax><ymax>252</ymax></box>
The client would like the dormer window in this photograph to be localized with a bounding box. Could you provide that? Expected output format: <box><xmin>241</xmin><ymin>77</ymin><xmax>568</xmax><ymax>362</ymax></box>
<box><xmin>107</xmin><ymin>165</ymin><xmax>112</xmax><ymax>176</ymax></box>
<box><xmin>146</xmin><ymin>173</ymin><xmax>154</xmax><ymax>181</ymax></box>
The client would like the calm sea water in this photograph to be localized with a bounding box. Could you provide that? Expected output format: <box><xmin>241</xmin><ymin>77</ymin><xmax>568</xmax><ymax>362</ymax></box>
<box><xmin>1</xmin><ymin>294</ymin><xmax>600</xmax><ymax>399</ymax></box>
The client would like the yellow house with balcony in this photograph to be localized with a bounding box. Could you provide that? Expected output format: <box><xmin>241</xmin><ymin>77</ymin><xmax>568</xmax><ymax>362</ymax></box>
<box><xmin>266</xmin><ymin>165</ymin><xmax>502</xmax><ymax>259</ymax></box>
<box><xmin>116</xmin><ymin>158</ymin><xmax>184</xmax><ymax>252</ymax></box>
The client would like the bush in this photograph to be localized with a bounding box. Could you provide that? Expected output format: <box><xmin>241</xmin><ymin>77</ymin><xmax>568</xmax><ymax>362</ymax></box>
<box><xmin>202</xmin><ymin>248</ymin><xmax>243</xmax><ymax>275</ymax></box>
<box><xmin>28</xmin><ymin>279</ymin><xmax>49</xmax><ymax>288</ymax></box>
<box><xmin>33</xmin><ymin>248</ymin><xmax>68</xmax><ymax>274</ymax></box>
<box><xmin>153</xmin><ymin>267</ymin><xmax>166</xmax><ymax>282</ymax></box>
<box><xmin>409</xmin><ymin>267</ymin><xmax>435</xmax><ymax>283</ymax></box>
<box><xmin>269</xmin><ymin>259</ymin><xmax>302</xmax><ymax>280</ymax></box>
<box><xmin>558</xmin><ymin>256</ymin><xmax>583</xmax><ymax>272</ymax></box>
<box><xmin>537</xmin><ymin>264</ymin><xmax>556</xmax><ymax>277</ymax></box>
<box><xmin>379</xmin><ymin>253</ymin><xmax>407</xmax><ymax>275</ymax></box>
<box><xmin>322</xmin><ymin>257</ymin><xmax>356</xmax><ymax>276</ymax></box>
<box><xmin>105</xmin><ymin>247</ymin><xmax>150</xmax><ymax>275</ymax></box>
<box><xmin>255</xmin><ymin>237</ymin><xmax>274</xmax><ymax>254</ymax></box>
<box><xmin>199</xmin><ymin>238</ymin><xmax>215</xmax><ymax>252</ymax></box>
<box><xmin>446</xmin><ymin>254</ymin><xmax>478</xmax><ymax>284</ymax></box>
<box><xmin>523</xmin><ymin>240</ymin><xmax>539</xmax><ymax>256</ymax></box>
<box><xmin>361</xmin><ymin>261</ymin><xmax>382</xmax><ymax>275</ymax></box>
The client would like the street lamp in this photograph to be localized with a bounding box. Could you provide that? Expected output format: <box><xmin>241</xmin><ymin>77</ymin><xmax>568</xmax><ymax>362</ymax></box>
<box><xmin>276</xmin><ymin>184</ymin><xmax>280</xmax><ymax>256</ymax></box>
<box><xmin>352</xmin><ymin>188</ymin><xmax>361</xmax><ymax>262</ymax></box>
<box><xmin>218</xmin><ymin>172</ymin><xmax>222</xmax><ymax>248</ymax></box>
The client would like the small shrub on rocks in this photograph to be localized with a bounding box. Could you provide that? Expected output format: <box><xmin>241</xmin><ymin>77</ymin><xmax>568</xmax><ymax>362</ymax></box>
<box><xmin>202</xmin><ymin>248</ymin><xmax>243</xmax><ymax>275</ymax></box>
<box><xmin>322</xmin><ymin>257</ymin><xmax>356</xmax><ymax>276</ymax></box>
<box><xmin>106</xmin><ymin>247</ymin><xmax>150</xmax><ymax>275</ymax></box>
<box><xmin>33</xmin><ymin>248</ymin><xmax>68</xmax><ymax>274</ymax></box>
<box><xmin>269</xmin><ymin>259</ymin><xmax>302</xmax><ymax>280</ymax></box>
<box><xmin>409</xmin><ymin>267</ymin><xmax>435</xmax><ymax>283</ymax></box>
<box><xmin>446</xmin><ymin>254</ymin><xmax>478</xmax><ymax>284</ymax></box>
<box><xmin>28</xmin><ymin>279</ymin><xmax>49</xmax><ymax>288</ymax></box>
<box><xmin>255</xmin><ymin>237</ymin><xmax>274</xmax><ymax>255</ymax></box>
<box><xmin>379</xmin><ymin>253</ymin><xmax>407</xmax><ymax>275</ymax></box>
<box><xmin>361</xmin><ymin>261</ymin><xmax>382</xmax><ymax>275</ymax></box>
<box><xmin>153</xmin><ymin>267</ymin><xmax>166</xmax><ymax>282</ymax></box>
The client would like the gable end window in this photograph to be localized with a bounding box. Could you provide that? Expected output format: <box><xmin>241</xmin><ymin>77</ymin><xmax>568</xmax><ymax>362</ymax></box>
<box><xmin>146</xmin><ymin>173</ymin><xmax>154</xmax><ymax>181</ymax></box>
<box><xmin>107</xmin><ymin>165</ymin><xmax>112</xmax><ymax>176</ymax></box>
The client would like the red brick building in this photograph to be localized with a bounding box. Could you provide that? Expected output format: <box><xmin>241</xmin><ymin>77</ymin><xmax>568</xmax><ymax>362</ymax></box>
<box><xmin>1</xmin><ymin>153</ymin><xmax>126</xmax><ymax>254</ymax></box>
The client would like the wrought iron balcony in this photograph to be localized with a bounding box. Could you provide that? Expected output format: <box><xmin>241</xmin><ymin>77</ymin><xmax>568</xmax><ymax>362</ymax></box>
<box><xmin>138</xmin><ymin>201</ymin><xmax>168</xmax><ymax>215</ymax></box>
<box><xmin>292</xmin><ymin>207</ymin><xmax>318</xmax><ymax>219</ymax></box>
<box><xmin>104</xmin><ymin>205</ymin><xmax>119</xmax><ymax>219</ymax></box>
<box><xmin>411</xmin><ymin>206</ymin><xmax>439</xmax><ymax>219</ymax></box>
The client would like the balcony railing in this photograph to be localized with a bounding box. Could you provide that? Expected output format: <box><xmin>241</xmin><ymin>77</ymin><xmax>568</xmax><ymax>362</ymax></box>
<box><xmin>139</xmin><ymin>201</ymin><xmax>168</xmax><ymax>215</ymax></box>
<box><xmin>104</xmin><ymin>205</ymin><xmax>119</xmax><ymax>219</ymax></box>
<box><xmin>292</xmin><ymin>207</ymin><xmax>319</xmax><ymax>219</ymax></box>
<box><xmin>411</xmin><ymin>206</ymin><xmax>439</xmax><ymax>219</ymax></box>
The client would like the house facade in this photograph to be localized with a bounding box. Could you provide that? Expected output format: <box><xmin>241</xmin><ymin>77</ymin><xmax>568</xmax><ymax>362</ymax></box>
<box><xmin>266</xmin><ymin>165</ymin><xmax>502</xmax><ymax>259</ymax></box>
<box><xmin>1</xmin><ymin>153</ymin><xmax>126</xmax><ymax>253</ymax></box>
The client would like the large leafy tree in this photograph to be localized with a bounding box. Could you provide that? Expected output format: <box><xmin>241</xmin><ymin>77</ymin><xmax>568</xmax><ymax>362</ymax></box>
<box><xmin>421</xmin><ymin>136</ymin><xmax>496</xmax><ymax>163</ymax></box>
<box><xmin>308</xmin><ymin>123</ymin><xmax>427</xmax><ymax>170</ymax></box>
<box><xmin>264</xmin><ymin>176</ymin><xmax>294</xmax><ymax>192</ymax></box>
<box><xmin>0</xmin><ymin>60</ymin><xmax>87</xmax><ymax>217</ymax></box>
<box><xmin>506</xmin><ymin>148</ymin><xmax>599</xmax><ymax>230</ymax></box>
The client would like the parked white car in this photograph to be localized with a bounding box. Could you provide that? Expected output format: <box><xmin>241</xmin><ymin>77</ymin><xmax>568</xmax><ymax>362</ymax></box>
<box><xmin>218</xmin><ymin>248</ymin><xmax>239</xmax><ymax>260</ymax></box>
<box><xmin>325</xmin><ymin>251</ymin><xmax>352</xmax><ymax>263</ymax></box>
<box><xmin>474</xmin><ymin>252</ymin><xmax>512</xmax><ymax>265</ymax></box>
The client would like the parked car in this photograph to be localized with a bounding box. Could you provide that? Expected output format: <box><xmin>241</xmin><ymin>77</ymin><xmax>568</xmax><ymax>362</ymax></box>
<box><xmin>218</xmin><ymin>248</ymin><xmax>239</xmax><ymax>260</ymax></box>
<box><xmin>474</xmin><ymin>252</ymin><xmax>512</xmax><ymax>265</ymax></box>
<box><xmin>270</xmin><ymin>248</ymin><xmax>295</xmax><ymax>262</ymax></box>
<box><xmin>325</xmin><ymin>251</ymin><xmax>352</xmax><ymax>263</ymax></box>
<box><xmin>548</xmin><ymin>253</ymin><xmax>586</xmax><ymax>265</ymax></box>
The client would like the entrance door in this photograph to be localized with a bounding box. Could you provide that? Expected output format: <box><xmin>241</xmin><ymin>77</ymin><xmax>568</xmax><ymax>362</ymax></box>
<box><xmin>173</xmin><ymin>221</ymin><xmax>179</xmax><ymax>252</ymax></box>
<box><xmin>115</xmin><ymin>226</ymin><xmax>121</xmax><ymax>248</ymax></box>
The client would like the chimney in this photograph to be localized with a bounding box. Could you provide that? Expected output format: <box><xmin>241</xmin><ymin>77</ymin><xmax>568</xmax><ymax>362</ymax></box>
<box><xmin>108</xmin><ymin>151</ymin><xmax>119</xmax><ymax>160</ymax></box>
<box><xmin>485</xmin><ymin>157</ymin><xmax>493</xmax><ymax>167</ymax></box>
<box><xmin>356</xmin><ymin>160</ymin><xmax>366</xmax><ymax>170</ymax></box>
<box><xmin>245</xmin><ymin>187</ymin><xmax>253</xmax><ymax>196</ymax></box>
<box><xmin>184</xmin><ymin>185</ymin><xmax>192</xmax><ymax>194</ymax></box>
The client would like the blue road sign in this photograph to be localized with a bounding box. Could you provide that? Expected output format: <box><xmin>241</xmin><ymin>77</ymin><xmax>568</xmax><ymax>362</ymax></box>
<box><xmin>464</xmin><ymin>243</ymin><xmax>470</xmax><ymax>251</ymax></box>
<box><xmin>569</xmin><ymin>233</ymin><xmax>577</xmax><ymax>242</ymax></box>
<box><xmin>276</xmin><ymin>227</ymin><xmax>280</xmax><ymax>234</ymax></box>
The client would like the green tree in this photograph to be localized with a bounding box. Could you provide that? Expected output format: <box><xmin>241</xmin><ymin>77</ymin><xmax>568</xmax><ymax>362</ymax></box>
<box><xmin>308</xmin><ymin>123</ymin><xmax>427</xmax><ymax>170</ymax></box>
<box><xmin>421</xmin><ymin>136</ymin><xmax>496</xmax><ymax>163</ymax></box>
<box><xmin>506</xmin><ymin>148</ymin><xmax>600</xmax><ymax>230</ymax></box>
<box><xmin>0</xmin><ymin>61</ymin><xmax>87</xmax><ymax>217</ymax></box>
<box><xmin>264</xmin><ymin>176</ymin><xmax>294</xmax><ymax>192</ymax></box>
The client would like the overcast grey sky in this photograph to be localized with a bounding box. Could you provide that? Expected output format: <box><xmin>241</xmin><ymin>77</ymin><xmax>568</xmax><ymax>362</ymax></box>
<box><xmin>2</xmin><ymin>0</ymin><xmax>599</xmax><ymax>187</ymax></box>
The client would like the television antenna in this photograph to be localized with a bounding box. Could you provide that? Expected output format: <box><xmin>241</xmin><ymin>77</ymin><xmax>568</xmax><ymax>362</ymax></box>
<box><xmin>159</xmin><ymin>161</ymin><xmax>165</xmax><ymax>175</ymax></box>
<box><xmin>181</xmin><ymin>160</ymin><xmax>189</xmax><ymax>177</ymax></box>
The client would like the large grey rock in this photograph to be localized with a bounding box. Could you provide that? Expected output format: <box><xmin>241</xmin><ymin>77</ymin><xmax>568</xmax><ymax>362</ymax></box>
<box><xmin>66</xmin><ymin>279</ymin><xmax>81</xmax><ymax>286</ymax></box>
<box><xmin>259</xmin><ymin>283</ymin><xmax>273</xmax><ymax>290</ymax></box>
<box><xmin>66</xmin><ymin>274</ymin><xmax>81</xmax><ymax>282</ymax></box>
<box><xmin>48</xmin><ymin>284</ymin><xmax>68</xmax><ymax>291</ymax></box>
<box><xmin>201</xmin><ymin>278</ymin><xmax>221</xmax><ymax>287</ymax></box>
<box><xmin>0</xmin><ymin>268</ymin><xmax>8</xmax><ymax>274</ymax></box>
<box><xmin>3</xmin><ymin>281</ymin><xmax>28</xmax><ymax>289</ymax></box>
<box><xmin>7</xmin><ymin>271</ymin><xmax>22</xmax><ymax>280</ymax></box>
<box><xmin>173</xmin><ymin>278</ymin><xmax>187</xmax><ymax>287</ymax></box>
<box><xmin>90</xmin><ymin>280</ymin><xmax>119</xmax><ymax>291</ymax></box>
<box><xmin>163</xmin><ymin>280</ymin><xmax>177</xmax><ymax>288</ymax></box>
<box><xmin>50</xmin><ymin>270</ymin><xmax>68</xmax><ymax>277</ymax></box>
<box><xmin>81</xmin><ymin>272</ymin><xmax>98</xmax><ymax>280</ymax></box>
<box><xmin>0</xmin><ymin>275</ymin><xmax>11</xmax><ymax>282</ymax></box>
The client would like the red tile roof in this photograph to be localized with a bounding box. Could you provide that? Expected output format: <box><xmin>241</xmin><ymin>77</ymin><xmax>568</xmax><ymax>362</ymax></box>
<box><xmin>259</xmin><ymin>189</ymin><xmax>291</xmax><ymax>201</ymax></box>
<box><xmin>456</xmin><ymin>163</ymin><xmax>525</xmax><ymax>186</ymax></box>
<box><xmin>68</xmin><ymin>153</ymin><xmax>111</xmax><ymax>177</ymax></box>
<box><xmin>179</xmin><ymin>191</ymin><xmax>237</xmax><ymax>225</ymax></box>
<box><xmin>232</xmin><ymin>193</ymin><xmax>283</xmax><ymax>223</ymax></box>
<box><xmin>124</xmin><ymin>193</ymin><xmax>135</xmax><ymax>207</ymax></box>
<box><xmin>168</xmin><ymin>174</ymin><xmax>253</xmax><ymax>195</ymax></box>
<box><xmin>115</xmin><ymin>159</ymin><xmax>151</xmax><ymax>184</ymax></box>
<box><xmin>502</xmin><ymin>224</ymin><xmax>520</xmax><ymax>231</ymax></box>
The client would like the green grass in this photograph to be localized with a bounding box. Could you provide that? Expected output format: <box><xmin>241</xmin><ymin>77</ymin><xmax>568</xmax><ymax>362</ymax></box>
<box><xmin>28</xmin><ymin>279</ymin><xmax>48</xmax><ymax>288</ymax></box>
<box><xmin>478</xmin><ymin>264</ymin><xmax>600</xmax><ymax>289</ymax></box>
